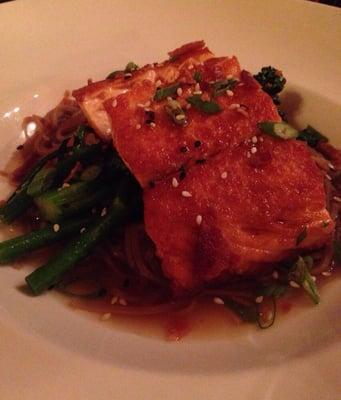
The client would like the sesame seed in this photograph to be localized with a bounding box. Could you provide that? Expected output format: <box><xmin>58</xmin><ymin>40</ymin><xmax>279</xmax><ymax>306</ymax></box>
<box><xmin>149</xmin><ymin>122</ymin><xmax>156</xmax><ymax>128</ymax></box>
<box><xmin>289</xmin><ymin>281</ymin><xmax>300</xmax><ymax>288</ymax></box>
<box><xmin>251</xmin><ymin>147</ymin><xmax>257</xmax><ymax>154</ymax></box>
<box><xmin>194</xmin><ymin>83</ymin><xmax>201</xmax><ymax>92</ymax></box>
<box><xmin>213</xmin><ymin>297</ymin><xmax>224</xmax><ymax>305</ymax></box>
<box><xmin>325</xmin><ymin>174</ymin><xmax>332</xmax><ymax>181</ymax></box>
<box><xmin>311</xmin><ymin>275</ymin><xmax>316</xmax><ymax>282</ymax></box>
<box><xmin>156</xmin><ymin>80</ymin><xmax>162</xmax><ymax>87</ymax></box>
<box><xmin>238</xmin><ymin>82</ymin><xmax>245</xmax><ymax>87</ymax></box>
<box><xmin>188</xmin><ymin>64</ymin><xmax>194</xmax><ymax>70</ymax></box>
<box><xmin>53</xmin><ymin>224</ymin><xmax>60</xmax><ymax>232</ymax></box>
<box><xmin>228</xmin><ymin>103</ymin><xmax>240</xmax><ymax>110</ymax></box>
<box><xmin>221</xmin><ymin>171</ymin><xmax>227</xmax><ymax>179</ymax></box>
<box><xmin>322</xmin><ymin>271</ymin><xmax>332</xmax><ymax>277</ymax></box>
<box><xmin>247</xmin><ymin>152</ymin><xmax>251</xmax><ymax>158</ymax></box>
<box><xmin>226</xmin><ymin>90</ymin><xmax>234</xmax><ymax>97</ymax></box>
<box><xmin>124</xmin><ymin>73</ymin><xmax>132</xmax><ymax>78</ymax></box>
<box><xmin>137</xmin><ymin>103</ymin><xmax>145</xmax><ymax>108</ymax></box>
<box><xmin>193</xmin><ymin>90</ymin><xmax>202</xmax><ymax>95</ymax></box>
<box><xmin>251</xmin><ymin>136</ymin><xmax>258</xmax><ymax>144</ymax></box>
<box><xmin>80</xmin><ymin>227</ymin><xmax>86</xmax><ymax>234</ymax></box>
<box><xmin>236</xmin><ymin>108</ymin><xmax>249</xmax><ymax>117</ymax></box>
<box><xmin>144</xmin><ymin>101</ymin><xmax>151</xmax><ymax>107</ymax></box>
<box><xmin>101</xmin><ymin>207</ymin><xmax>107</xmax><ymax>217</ymax></box>
<box><xmin>255</xmin><ymin>296</ymin><xmax>264</xmax><ymax>304</ymax></box>
<box><xmin>196</xmin><ymin>215</ymin><xmax>202</xmax><ymax>225</ymax></box>
<box><xmin>328</xmin><ymin>162</ymin><xmax>335</xmax><ymax>170</ymax></box>
<box><xmin>176</xmin><ymin>87</ymin><xmax>183</xmax><ymax>96</ymax></box>
<box><xmin>112</xmin><ymin>99</ymin><xmax>117</xmax><ymax>108</ymax></box>
<box><xmin>272</xmin><ymin>270</ymin><xmax>279</xmax><ymax>279</ymax></box>
<box><xmin>172</xmin><ymin>177</ymin><xmax>179</xmax><ymax>187</ymax></box>
<box><xmin>226</xmin><ymin>74</ymin><xmax>233</xmax><ymax>79</ymax></box>
<box><xmin>101</xmin><ymin>313</ymin><xmax>111</xmax><ymax>321</ymax></box>
<box><xmin>186</xmin><ymin>104</ymin><xmax>192</xmax><ymax>110</ymax></box>
<box><xmin>118</xmin><ymin>298</ymin><xmax>127</xmax><ymax>306</ymax></box>
<box><xmin>110</xmin><ymin>296</ymin><xmax>118</xmax><ymax>304</ymax></box>
<box><xmin>182</xmin><ymin>191</ymin><xmax>192</xmax><ymax>198</ymax></box>
<box><xmin>333</xmin><ymin>196</ymin><xmax>341</xmax><ymax>203</ymax></box>
<box><xmin>136</xmin><ymin>124</ymin><xmax>141</xmax><ymax>130</ymax></box>
<box><xmin>259</xmin><ymin>137</ymin><xmax>264</xmax><ymax>142</ymax></box>
<box><xmin>176</xmin><ymin>114</ymin><xmax>186</xmax><ymax>121</ymax></box>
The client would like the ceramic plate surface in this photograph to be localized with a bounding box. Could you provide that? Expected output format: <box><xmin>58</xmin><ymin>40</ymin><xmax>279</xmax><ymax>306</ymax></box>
<box><xmin>0</xmin><ymin>1</ymin><xmax>340</xmax><ymax>399</ymax></box>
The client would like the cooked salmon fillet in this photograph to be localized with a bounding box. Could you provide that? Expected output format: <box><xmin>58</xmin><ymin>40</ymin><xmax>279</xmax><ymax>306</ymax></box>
<box><xmin>73</xmin><ymin>41</ymin><xmax>333</xmax><ymax>289</ymax></box>
<box><xmin>144</xmin><ymin>137</ymin><xmax>334</xmax><ymax>288</ymax></box>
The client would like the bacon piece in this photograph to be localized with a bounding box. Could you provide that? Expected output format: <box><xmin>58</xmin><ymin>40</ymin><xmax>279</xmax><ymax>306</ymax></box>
<box><xmin>144</xmin><ymin>137</ymin><xmax>334</xmax><ymax>289</ymax></box>
<box><xmin>104</xmin><ymin>67</ymin><xmax>279</xmax><ymax>187</ymax></box>
<box><xmin>72</xmin><ymin>42</ymin><xmax>213</xmax><ymax>140</ymax></box>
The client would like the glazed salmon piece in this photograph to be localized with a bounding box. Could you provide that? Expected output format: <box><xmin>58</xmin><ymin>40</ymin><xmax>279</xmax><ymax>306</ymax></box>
<box><xmin>105</xmin><ymin>69</ymin><xmax>280</xmax><ymax>187</ymax></box>
<box><xmin>144</xmin><ymin>137</ymin><xmax>334</xmax><ymax>289</ymax></box>
<box><xmin>72</xmin><ymin>41</ymin><xmax>213</xmax><ymax>140</ymax></box>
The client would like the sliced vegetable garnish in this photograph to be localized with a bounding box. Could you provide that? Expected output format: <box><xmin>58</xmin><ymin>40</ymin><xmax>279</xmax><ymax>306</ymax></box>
<box><xmin>296</xmin><ymin>226</ymin><xmax>307</xmax><ymax>246</ymax></box>
<box><xmin>261</xmin><ymin>283</ymin><xmax>287</xmax><ymax>298</ymax></box>
<box><xmin>193</xmin><ymin>71</ymin><xmax>202</xmax><ymax>82</ymax></box>
<box><xmin>258</xmin><ymin>121</ymin><xmax>299</xmax><ymax>139</ymax></box>
<box><xmin>224</xmin><ymin>299</ymin><xmax>259</xmax><ymax>323</ymax></box>
<box><xmin>186</xmin><ymin>95</ymin><xmax>221</xmax><ymax>114</ymax></box>
<box><xmin>211</xmin><ymin>79</ymin><xmax>237</xmax><ymax>97</ymax></box>
<box><xmin>154</xmin><ymin>83</ymin><xmax>180</xmax><ymax>101</ymax></box>
<box><xmin>106</xmin><ymin>70</ymin><xmax>121</xmax><ymax>80</ymax></box>
<box><xmin>124</xmin><ymin>62</ymin><xmax>139</xmax><ymax>73</ymax></box>
<box><xmin>297</xmin><ymin>125</ymin><xmax>328</xmax><ymax>148</ymax></box>
<box><xmin>165</xmin><ymin>98</ymin><xmax>187</xmax><ymax>126</ymax></box>
<box><xmin>289</xmin><ymin>256</ymin><xmax>320</xmax><ymax>304</ymax></box>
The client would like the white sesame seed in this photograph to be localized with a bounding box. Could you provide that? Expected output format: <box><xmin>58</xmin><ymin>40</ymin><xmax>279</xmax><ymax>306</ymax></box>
<box><xmin>172</xmin><ymin>177</ymin><xmax>179</xmax><ymax>188</ymax></box>
<box><xmin>251</xmin><ymin>147</ymin><xmax>257</xmax><ymax>154</ymax></box>
<box><xmin>101</xmin><ymin>313</ymin><xmax>111</xmax><ymax>321</ymax></box>
<box><xmin>325</xmin><ymin>174</ymin><xmax>332</xmax><ymax>181</ymax></box>
<box><xmin>124</xmin><ymin>73</ymin><xmax>132</xmax><ymax>78</ymax></box>
<box><xmin>196</xmin><ymin>215</ymin><xmax>202</xmax><ymax>225</ymax></box>
<box><xmin>290</xmin><ymin>281</ymin><xmax>300</xmax><ymax>288</ymax></box>
<box><xmin>333</xmin><ymin>196</ymin><xmax>341</xmax><ymax>203</ymax></box>
<box><xmin>328</xmin><ymin>162</ymin><xmax>335</xmax><ymax>170</ymax></box>
<box><xmin>272</xmin><ymin>270</ymin><xmax>279</xmax><ymax>279</ymax></box>
<box><xmin>106</xmin><ymin>128</ymin><xmax>112</xmax><ymax>134</ymax></box>
<box><xmin>175</xmin><ymin>114</ymin><xmax>186</xmax><ymax>120</ymax></box>
<box><xmin>137</xmin><ymin>103</ymin><xmax>145</xmax><ymax>108</ymax></box>
<box><xmin>311</xmin><ymin>275</ymin><xmax>317</xmax><ymax>282</ymax></box>
<box><xmin>226</xmin><ymin>74</ymin><xmax>234</xmax><ymax>79</ymax></box>
<box><xmin>53</xmin><ymin>224</ymin><xmax>60</xmax><ymax>232</ymax></box>
<box><xmin>213</xmin><ymin>297</ymin><xmax>224</xmax><ymax>305</ymax></box>
<box><xmin>251</xmin><ymin>136</ymin><xmax>258</xmax><ymax>144</ymax></box>
<box><xmin>259</xmin><ymin>137</ymin><xmax>264</xmax><ymax>142</ymax></box>
<box><xmin>101</xmin><ymin>207</ymin><xmax>107</xmax><ymax>217</ymax></box>
<box><xmin>228</xmin><ymin>103</ymin><xmax>240</xmax><ymax>110</ymax></box>
<box><xmin>186</xmin><ymin>104</ymin><xmax>192</xmax><ymax>110</ymax></box>
<box><xmin>255</xmin><ymin>296</ymin><xmax>264</xmax><ymax>304</ymax></box>
<box><xmin>112</xmin><ymin>99</ymin><xmax>117</xmax><ymax>108</ymax></box>
<box><xmin>176</xmin><ymin>87</ymin><xmax>183</xmax><ymax>96</ymax></box>
<box><xmin>144</xmin><ymin>101</ymin><xmax>151</xmax><ymax>107</ymax></box>
<box><xmin>221</xmin><ymin>171</ymin><xmax>227</xmax><ymax>179</ymax></box>
<box><xmin>156</xmin><ymin>80</ymin><xmax>162</xmax><ymax>87</ymax></box>
<box><xmin>193</xmin><ymin>90</ymin><xmax>202</xmax><ymax>95</ymax></box>
<box><xmin>238</xmin><ymin>82</ymin><xmax>245</xmax><ymax>87</ymax></box>
<box><xmin>182</xmin><ymin>191</ymin><xmax>192</xmax><ymax>198</ymax></box>
<box><xmin>110</xmin><ymin>296</ymin><xmax>118</xmax><ymax>304</ymax></box>
<box><xmin>236</xmin><ymin>108</ymin><xmax>249</xmax><ymax>117</ymax></box>
<box><xmin>188</xmin><ymin>64</ymin><xmax>194</xmax><ymax>70</ymax></box>
<box><xmin>322</xmin><ymin>271</ymin><xmax>332</xmax><ymax>277</ymax></box>
<box><xmin>226</xmin><ymin>90</ymin><xmax>234</xmax><ymax>97</ymax></box>
<box><xmin>247</xmin><ymin>152</ymin><xmax>251</xmax><ymax>158</ymax></box>
<box><xmin>136</xmin><ymin>124</ymin><xmax>141</xmax><ymax>130</ymax></box>
<box><xmin>167</xmin><ymin>96</ymin><xmax>172</xmax><ymax>101</ymax></box>
<box><xmin>149</xmin><ymin>122</ymin><xmax>156</xmax><ymax>128</ymax></box>
<box><xmin>118</xmin><ymin>298</ymin><xmax>127</xmax><ymax>306</ymax></box>
<box><xmin>80</xmin><ymin>227</ymin><xmax>86</xmax><ymax>234</ymax></box>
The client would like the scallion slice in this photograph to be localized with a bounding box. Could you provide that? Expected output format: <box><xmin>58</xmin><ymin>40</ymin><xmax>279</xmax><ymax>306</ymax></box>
<box><xmin>258</xmin><ymin>121</ymin><xmax>299</xmax><ymax>139</ymax></box>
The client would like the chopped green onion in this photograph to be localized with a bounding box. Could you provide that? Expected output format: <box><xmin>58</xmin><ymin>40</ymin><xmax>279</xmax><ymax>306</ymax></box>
<box><xmin>296</xmin><ymin>226</ymin><xmax>307</xmax><ymax>246</ymax></box>
<box><xmin>224</xmin><ymin>299</ymin><xmax>259</xmax><ymax>323</ymax></box>
<box><xmin>261</xmin><ymin>283</ymin><xmax>287</xmax><ymax>298</ymax></box>
<box><xmin>165</xmin><ymin>98</ymin><xmax>187</xmax><ymax>126</ymax></box>
<box><xmin>258</xmin><ymin>121</ymin><xmax>299</xmax><ymax>139</ymax></box>
<box><xmin>154</xmin><ymin>83</ymin><xmax>180</xmax><ymax>101</ymax></box>
<box><xmin>186</xmin><ymin>95</ymin><xmax>221</xmax><ymax>114</ymax></box>
<box><xmin>106</xmin><ymin>70</ymin><xmax>122</xmax><ymax>80</ymax></box>
<box><xmin>124</xmin><ymin>62</ymin><xmax>139</xmax><ymax>73</ymax></box>
<box><xmin>297</xmin><ymin>125</ymin><xmax>328</xmax><ymax>148</ymax></box>
<box><xmin>193</xmin><ymin>71</ymin><xmax>202</xmax><ymax>82</ymax></box>
<box><xmin>211</xmin><ymin>79</ymin><xmax>237</xmax><ymax>97</ymax></box>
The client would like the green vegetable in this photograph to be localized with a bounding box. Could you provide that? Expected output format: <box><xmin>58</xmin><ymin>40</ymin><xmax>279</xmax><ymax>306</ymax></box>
<box><xmin>106</xmin><ymin>70</ymin><xmax>121</xmax><ymax>80</ymax></box>
<box><xmin>254</xmin><ymin>66</ymin><xmax>286</xmax><ymax>105</ymax></box>
<box><xmin>0</xmin><ymin>216</ymin><xmax>94</xmax><ymax>264</ymax></box>
<box><xmin>25</xmin><ymin>197</ymin><xmax>126</xmax><ymax>295</ymax></box>
<box><xmin>154</xmin><ymin>83</ymin><xmax>180</xmax><ymax>101</ymax></box>
<box><xmin>261</xmin><ymin>283</ymin><xmax>287</xmax><ymax>298</ymax></box>
<box><xmin>186</xmin><ymin>95</ymin><xmax>221</xmax><ymax>114</ymax></box>
<box><xmin>165</xmin><ymin>98</ymin><xmax>187</xmax><ymax>126</ymax></box>
<box><xmin>289</xmin><ymin>256</ymin><xmax>320</xmax><ymax>304</ymax></box>
<box><xmin>296</xmin><ymin>226</ymin><xmax>308</xmax><ymax>246</ymax></box>
<box><xmin>211</xmin><ymin>79</ymin><xmax>237</xmax><ymax>97</ymax></box>
<box><xmin>124</xmin><ymin>62</ymin><xmax>139</xmax><ymax>73</ymax></box>
<box><xmin>26</xmin><ymin>166</ymin><xmax>57</xmax><ymax>197</ymax></box>
<box><xmin>80</xmin><ymin>165</ymin><xmax>102</xmax><ymax>181</ymax></box>
<box><xmin>35</xmin><ymin>180</ymin><xmax>112</xmax><ymax>222</ymax></box>
<box><xmin>258</xmin><ymin>121</ymin><xmax>299</xmax><ymax>139</ymax></box>
<box><xmin>193</xmin><ymin>71</ymin><xmax>202</xmax><ymax>82</ymax></box>
<box><xmin>297</xmin><ymin>125</ymin><xmax>328</xmax><ymax>148</ymax></box>
<box><xmin>224</xmin><ymin>299</ymin><xmax>259</xmax><ymax>323</ymax></box>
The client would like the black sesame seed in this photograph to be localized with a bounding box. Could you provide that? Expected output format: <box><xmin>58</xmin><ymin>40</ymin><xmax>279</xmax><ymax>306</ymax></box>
<box><xmin>194</xmin><ymin>140</ymin><xmax>201</xmax><ymax>148</ymax></box>
<box><xmin>179</xmin><ymin>166</ymin><xmax>186</xmax><ymax>181</ymax></box>
<box><xmin>180</xmin><ymin>146</ymin><xmax>189</xmax><ymax>153</ymax></box>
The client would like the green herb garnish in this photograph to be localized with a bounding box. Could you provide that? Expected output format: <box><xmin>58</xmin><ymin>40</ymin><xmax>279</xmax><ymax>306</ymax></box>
<box><xmin>212</xmin><ymin>79</ymin><xmax>237</xmax><ymax>97</ymax></box>
<box><xmin>258</xmin><ymin>121</ymin><xmax>299</xmax><ymax>140</ymax></box>
<box><xmin>154</xmin><ymin>83</ymin><xmax>180</xmax><ymax>101</ymax></box>
<box><xmin>186</xmin><ymin>95</ymin><xmax>221</xmax><ymax>114</ymax></box>
<box><xmin>193</xmin><ymin>71</ymin><xmax>202</xmax><ymax>82</ymax></box>
<box><xmin>106</xmin><ymin>70</ymin><xmax>121</xmax><ymax>80</ymax></box>
<box><xmin>224</xmin><ymin>299</ymin><xmax>259</xmax><ymax>323</ymax></box>
<box><xmin>124</xmin><ymin>62</ymin><xmax>139</xmax><ymax>73</ymax></box>
<box><xmin>297</xmin><ymin>125</ymin><xmax>328</xmax><ymax>148</ymax></box>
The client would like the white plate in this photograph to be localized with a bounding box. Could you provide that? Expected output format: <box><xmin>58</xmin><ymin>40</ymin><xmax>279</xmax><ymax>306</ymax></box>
<box><xmin>0</xmin><ymin>1</ymin><xmax>340</xmax><ymax>399</ymax></box>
